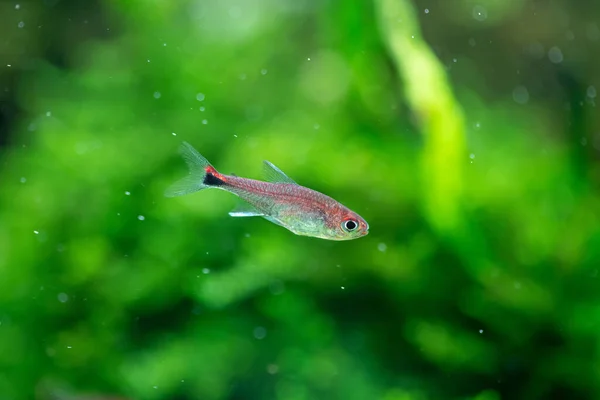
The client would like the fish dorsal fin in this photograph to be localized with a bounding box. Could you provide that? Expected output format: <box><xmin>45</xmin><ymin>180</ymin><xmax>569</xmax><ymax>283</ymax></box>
<box><xmin>229</xmin><ymin>201</ymin><xmax>264</xmax><ymax>217</ymax></box>
<box><xmin>262</xmin><ymin>160</ymin><xmax>297</xmax><ymax>184</ymax></box>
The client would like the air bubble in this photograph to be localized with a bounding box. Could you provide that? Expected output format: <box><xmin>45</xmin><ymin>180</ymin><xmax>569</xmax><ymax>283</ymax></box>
<box><xmin>472</xmin><ymin>5</ymin><xmax>487</xmax><ymax>21</ymax></box>
<box><xmin>548</xmin><ymin>46</ymin><xmax>564</xmax><ymax>64</ymax></box>
<box><xmin>512</xmin><ymin>85</ymin><xmax>529</xmax><ymax>104</ymax></box>
<box><xmin>587</xmin><ymin>86</ymin><xmax>597</xmax><ymax>98</ymax></box>
<box><xmin>253</xmin><ymin>326</ymin><xmax>267</xmax><ymax>339</ymax></box>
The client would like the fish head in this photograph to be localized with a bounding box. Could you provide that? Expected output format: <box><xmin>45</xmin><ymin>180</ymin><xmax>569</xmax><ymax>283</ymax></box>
<box><xmin>324</xmin><ymin>207</ymin><xmax>369</xmax><ymax>241</ymax></box>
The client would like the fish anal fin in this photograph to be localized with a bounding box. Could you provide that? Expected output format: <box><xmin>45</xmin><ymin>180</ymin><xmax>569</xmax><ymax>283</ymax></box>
<box><xmin>262</xmin><ymin>160</ymin><xmax>298</xmax><ymax>184</ymax></box>
<box><xmin>263</xmin><ymin>215</ymin><xmax>285</xmax><ymax>227</ymax></box>
<box><xmin>229</xmin><ymin>201</ymin><xmax>264</xmax><ymax>217</ymax></box>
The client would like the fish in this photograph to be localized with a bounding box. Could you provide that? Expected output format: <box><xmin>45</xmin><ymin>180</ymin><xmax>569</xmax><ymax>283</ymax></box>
<box><xmin>165</xmin><ymin>141</ymin><xmax>369</xmax><ymax>241</ymax></box>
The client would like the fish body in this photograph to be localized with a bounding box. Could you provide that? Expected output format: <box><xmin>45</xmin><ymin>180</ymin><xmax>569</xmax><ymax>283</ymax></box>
<box><xmin>165</xmin><ymin>142</ymin><xmax>369</xmax><ymax>241</ymax></box>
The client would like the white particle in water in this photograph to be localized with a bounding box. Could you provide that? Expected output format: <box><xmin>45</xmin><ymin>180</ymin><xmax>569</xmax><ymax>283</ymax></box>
<box><xmin>20</xmin><ymin>177</ymin><xmax>26</xmax><ymax>183</ymax></box>
<box><xmin>512</xmin><ymin>85</ymin><xmax>529</xmax><ymax>104</ymax></box>
<box><xmin>479</xmin><ymin>329</ymin><xmax>484</xmax><ymax>334</ymax></box>
<box><xmin>424</xmin><ymin>8</ymin><xmax>429</xmax><ymax>14</ymax></box>
<box><xmin>587</xmin><ymin>86</ymin><xmax>597</xmax><ymax>98</ymax></box>
<box><xmin>475</xmin><ymin>122</ymin><xmax>481</xmax><ymax>128</ymax></box>
<box><xmin>153</xmin><ymin>386</ymin><xmax>158</xmax><ymax>389</ymax></box>
<box><xmin>202</xmin><ymin>268</ymin><xmax>210</xmax><ymax>274</ymax></box>
<box><xmin>199</xmin><ymin>106</ymin><xmax>205</xmax><ymax>112</ymax></box>
<box><xmin>377</xmin><ymin>243</ymin><xmax>387</xmax><ymax>252</ymax></box>
<box><xmin>472</xmin><ymin>5</ymin><xmax>487</xmax><ymax>21</ymax></box>
<box><xmin>341</xmin><ymin>286</ymin><xmax>345</xmax><ymax>290</ymax></box>
<box><xmin>202</xmin><ymin>119</ymin><xmax>207</xmax><ymax>125</ymax></box>
<box><xmin>307</xmin><ymin>57</ymin><xmax>311</xmax><ymax>61</ymax></box>
<box><xmin>33</xmin><ymin>230</ymin><xmax>39</xmax><ymax>234</ymax></box>
<box><xmin>453</xmin><ymin>58</ymin><xmax>457</xmax><ymax>63</ymax></box>
<box><xmin>163</xmin><ymin>43</ymin><xmax>167</xmax><ymax>46</ymax></box>
<box><xmin>253</xmin><ymin>326</ymin><xmax>267</xmax><ymax>339</ymax></box>
<box><xmin>470</xmin><ymin>153</ymin><xmax>475</xmax><ymax>159</ymax></box>
<box><xmin>46</xmin><ymin>111</ymin><xmax>51</xmax><ymax>117</ymax></box>
<box><xmin>18</xmin><ymin>21</ymin><xmax>24</xmax><ymax>28</ymax></box>
<box><xmin>260</xmin><ymin>68</ymin><xmax>268</xmax><ymax>75</ymax></box>
<box><xmin>58</xmin><ymin>293</ymin><xmax>69</xmax><ymax>303</ymax></box>
<box><xmin>125</xmin><ymin>191</ymin><xmax>130</xmax><ymax>196</ymax></box>
<box><xmin>67</xmin><ymin>345</ymin><xmax>72</xmax><ymax>349</ymax></box>
<box><xmin>172</xmin><ymin>132</ymin><xmax>176</xmax><ymax>136</ymax></box>
<box><xmin>196</xmin><ymin>93</ymin><xmax>205</xmax><ymax>101</ymax></box>
<box><xmin>15</xmin><ymin>4</ymin><xmax>20</xmax><ymax>9</ymax></box>
<box><xmin>548</xmin><ymin>46</ymin><xmax>564</xmax><ymax>64</ymax></box>
<box><xmin>138</xmin><ymin>215</ymin><xmax>145</xmax><ymax>221</ymax></box>
<box><xmin>153</xmin><ymin>91</ymin><xmax>161</xmax><ymax>99</ymax></box>
<box><xmin>234</xmin><ymin>134</ymin><xmax>238</xmax><ymax>138</ymax></box>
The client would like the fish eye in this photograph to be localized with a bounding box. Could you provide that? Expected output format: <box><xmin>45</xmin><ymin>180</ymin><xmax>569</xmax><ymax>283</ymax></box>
<box><xmin>342</xmin><ymin>219</ymin><xmax>358</xmax><ymax>232</ymax></box>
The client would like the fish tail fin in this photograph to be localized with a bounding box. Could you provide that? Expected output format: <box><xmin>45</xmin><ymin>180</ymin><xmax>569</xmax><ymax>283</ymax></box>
<box><xmin>164</xmin><ymin>141</ymin><xmax>225</xmax><ymax>198</ymax></box>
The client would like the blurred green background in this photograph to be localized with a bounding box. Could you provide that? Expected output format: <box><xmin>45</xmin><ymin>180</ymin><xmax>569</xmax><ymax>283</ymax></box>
<box><xmin>1</xmin><ymin>0</ymin><xmax>599</xmax><ymax>399</ymax></box>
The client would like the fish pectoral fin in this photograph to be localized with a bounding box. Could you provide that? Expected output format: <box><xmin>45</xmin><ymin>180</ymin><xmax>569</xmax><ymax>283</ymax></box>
<box><xmin>262</xmin><ymin>160</ymin><xmax>298</xmax><ymax>184</ymax></box>
<box><xmin>228</xmin><ymin>202</ymin><xmax>264</xmax><ymax>217</ymax></box>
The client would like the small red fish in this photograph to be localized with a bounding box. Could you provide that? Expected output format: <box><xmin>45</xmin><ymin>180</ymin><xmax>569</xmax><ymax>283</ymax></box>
<box><xmin>165</xmin><ymin>142</ymin><xmax>369</xmax><ymax>240</ymax></box>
